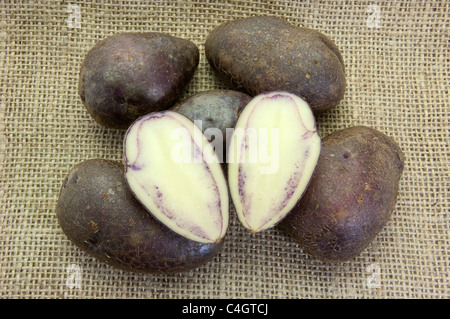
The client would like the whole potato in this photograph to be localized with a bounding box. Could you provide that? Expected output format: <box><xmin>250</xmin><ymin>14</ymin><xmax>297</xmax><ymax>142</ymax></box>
<box><xmin>56</xmin><ymin>159</ymin><xmax>223</xmax><ymax>274</ymax></box>
<box><xmin>78</xmin><ymin>32</ymin><xmax>199</xmax><ymax>129</ymax></box>
<box><xmin>171</xmin><ymin>89</ymin><xmax>252</xmax><ymax>162</ymax></box>
<box><xmin>205</xmin><ymin>16</ymin><xmax>346</xmax><ymax>113</ymax></box>
<box><xmin>280</xmin><ymin>126</ymin><xmax>405</xmax><ymax>262</ymax></box>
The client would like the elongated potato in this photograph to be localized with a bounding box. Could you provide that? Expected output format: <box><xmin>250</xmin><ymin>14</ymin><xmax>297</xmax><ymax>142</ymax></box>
<box><xmin>124</xmin><ymin>111</ymin><xmax>229</xmax><ymax>244</ymax></box>
<box><xmin>205</xmin><ymin>16</ymin><xmax>346</xmax><ymax>113</ymax></box>
<box><xmin>56</xmin><ymin>159</ymin><xmax>223</xmax><ymax>274</ymax></box>
<box><xmin>78</xmin><ymin>32</ymin><xmax>199</xmax><ymax>129</ymax></box>
<box><xmin>280</xmin><ymin>126</ymin><xmax>405</xmax><ymax>262</ymax></box>
<box><xmin>228</xmin><ymin>91</ymin><xmax>321</xmax><ymax>233</ymax></box>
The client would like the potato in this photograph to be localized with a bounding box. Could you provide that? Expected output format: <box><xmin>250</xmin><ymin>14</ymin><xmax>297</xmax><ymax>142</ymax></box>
<box><xmin>227</xmin><ymin>91</ymin><xmax>321</xmax><ymax>233</ymax></box>
<box><xmin>205</xmin><ymin>16</ymin><xmax>346</xmax><ymax>113</ymax></box>
<box><xmin>280</xmin><ymin>126</ymin><xmax>405</xmax><ymax>262</ymax></box>
<box><xmin>56</xmin><ymin>159</ymin><xmax>223</xmax><ymax>274</ymax></box>
<box><xmin>78</xmin><ymin>32</ymin><xmax>199</xmax><ymax>129</ymax></box>
<box><xmin>171</xmin><ymin>89</ymin><xmax>252</xmax><ymax>162</ymax></box>
<box><xmin>124</xmin><ymin>111</ymin><xmax>229</xmax><ymax>244</ymax></box>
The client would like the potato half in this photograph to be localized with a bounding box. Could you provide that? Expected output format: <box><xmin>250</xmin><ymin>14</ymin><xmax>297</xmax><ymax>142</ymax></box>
<box><xmin>124</xmin><ymin>111</ymin><xmax>229</xmax><ymax>244</ymax></box>
<box><xmin>227</xmin><ymin>91</ymin><xmax>321</xmax><ymax>233</ymax></box>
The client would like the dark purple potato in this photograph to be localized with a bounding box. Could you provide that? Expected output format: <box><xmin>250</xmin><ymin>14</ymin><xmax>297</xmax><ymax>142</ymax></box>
<box><xmin>227</xmin><ymin>91</ymin><xmax>321</xmax><ymax>233</ymax></box>
<box><xmin>205</xmin><ymin>16</ymin><xmax>346</xmax><ymax>113</ymax></box>
<box><xmin>280</xmin><ymin>126</ymin><xmax>405</xmax><ymax>262</ymax></box>
<box><xmin>171</xmin><ymin>89</ymin><xmax>252</xmax><ymax>163</ymax></box>
<box><xmin>56</xmin><ymin>159</ymin><xmax>223</xmax><ymax>274</ymax></box>
<box><xmin>124</xmin><ymin>111</ymin><xmax>229</xmax><ymax>244</ymax></box>
<box><xmin>78</xmin><ymin>32</ymin><xmax>199</xmax><ymax>129</ymax></box>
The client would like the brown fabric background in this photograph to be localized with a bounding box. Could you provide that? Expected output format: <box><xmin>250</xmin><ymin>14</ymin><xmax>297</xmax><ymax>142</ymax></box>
<box><xmin>0</xmin><ymin>0</ymin><xmax>448</xmax><ymax>299</ymax></box>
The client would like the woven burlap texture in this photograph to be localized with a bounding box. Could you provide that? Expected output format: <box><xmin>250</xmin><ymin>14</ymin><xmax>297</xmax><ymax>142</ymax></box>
<box><xmin>0</xmin><ymin>1</ymin><xmax>448</xmax><ymax>299</ymax></box>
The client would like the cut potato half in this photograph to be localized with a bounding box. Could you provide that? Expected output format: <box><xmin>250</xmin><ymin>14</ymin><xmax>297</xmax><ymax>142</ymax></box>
<box><xmin>124</xmin><ymin>111</ymin><xmax>229</xmax><ymax>244</ymax></box>
<box><xmin>228</xmin><ymin>91</ymin><xmax>321</xmax><ymax>233</ymax></box>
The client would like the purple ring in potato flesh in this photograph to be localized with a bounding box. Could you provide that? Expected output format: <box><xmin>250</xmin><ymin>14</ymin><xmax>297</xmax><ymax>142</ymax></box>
<box><xmin>227</xmin><ymin>91</ymin><xmax>321</xmax><ymax>233</ymax></box>
<box><xmin>124</xmin><ymin>111</ymin><xmax>229</xmax><ymax>244</ymax></box>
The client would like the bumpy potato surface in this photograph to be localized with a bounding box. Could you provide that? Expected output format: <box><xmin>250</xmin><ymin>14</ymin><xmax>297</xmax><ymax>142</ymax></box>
<box><xmin>280</xmin><ymin>126</ymin><xmax>405</xmax><ymax>262</ymax></box>
<box><xmin>56</xmin><ymin>159</ymin><xmax>223</xmax><ymax>273</ymax></box>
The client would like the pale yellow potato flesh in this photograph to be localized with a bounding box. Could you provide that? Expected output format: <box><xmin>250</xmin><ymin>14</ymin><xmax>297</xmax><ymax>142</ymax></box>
<box><xmin>124</xmin><ymin>111</ymin><xmax>229</xmax><ymax>244</ymax></box>
<box><xmin>228</xmin><ymin>91</ymin><xmax>321</xmax><ymax>233</ymax></box>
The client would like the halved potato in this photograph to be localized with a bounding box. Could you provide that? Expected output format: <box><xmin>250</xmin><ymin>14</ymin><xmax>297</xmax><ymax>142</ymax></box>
<box><xmin>227</xmin><ymin>91</ymin><xmax>321</xmax><ymax>233</ymax></box>
<box><xmin>124</xmin><ymin>111</ymin><xmax>229</xmax><ymax>244</ymax></box>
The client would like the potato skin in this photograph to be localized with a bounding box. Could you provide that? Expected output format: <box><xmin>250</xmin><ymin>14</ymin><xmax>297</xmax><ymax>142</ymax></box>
<box><xmin>280</xmin><ymin>126</ymin><xmax>405</xmax><ymax>262</ymax></box>
<box><xmin>78</xmin><ymin>33</ymin><xmax>199</xmax><ymax>129</ymax></box>
<box><xmin>56</xmin><ymin>159</ymin><xmax>223</xmax><ymax>274</ymax></box>
<box><xmin>171</xmin><ymin>89</ymin><xmax>252</xmax><ymax>162</ymax></box>
<box><xmin>205</xmin><ymin>16</ymin><xmax>346</xmax><ymax>113</ymax></box>
<box><xmin>172</xmin><ymin>89</ymin><xmax>251</xmax><ymax>138</ymax></box>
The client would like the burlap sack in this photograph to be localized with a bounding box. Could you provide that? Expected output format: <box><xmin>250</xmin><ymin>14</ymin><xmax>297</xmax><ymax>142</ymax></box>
<box><xmin>0</xmin><ymin>1</ymin><xmax>448</xmax><ymax>298</ymax></box>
